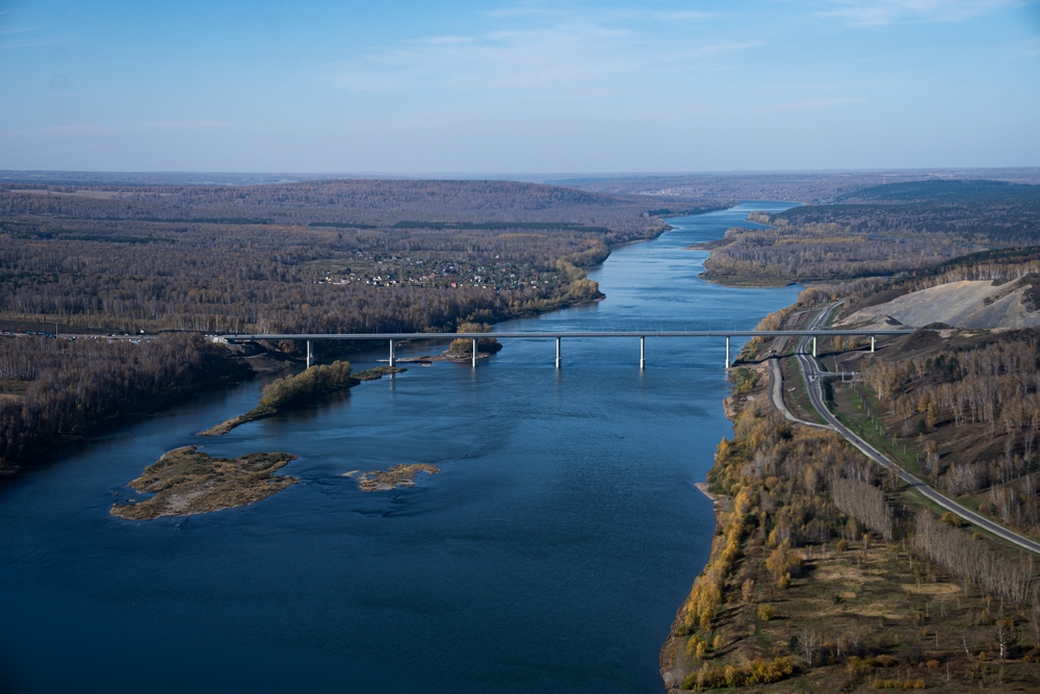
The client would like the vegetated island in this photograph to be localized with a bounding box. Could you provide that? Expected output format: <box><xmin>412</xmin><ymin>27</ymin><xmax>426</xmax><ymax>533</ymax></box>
<box><xmin>343</xmin><ymin>463</ymin><xmax>440</xmax><ymax>492</ymax></box>
<box><xmin>201</xmin><ymin>361</ymin><xmax>403</xmax><ymax>436</ymax></box>
<box><xmin>110</xmin><ymin>446</ymin><xmax>297</xmax><ymax>520</ymax></box>
<box><xmin>395</xmin><ymin>321</ymin><xmax>505</xmax><ymax>365</ymax></box>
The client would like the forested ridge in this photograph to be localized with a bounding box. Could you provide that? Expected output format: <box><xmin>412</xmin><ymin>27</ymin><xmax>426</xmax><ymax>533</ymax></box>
<box><xmin>701</xmin><ymin>180</ymin><xmax>1040</xmax><ymax>284</ymax></box>
<box><xmin>552</xmin><ymin>169</ymin><xmax>1040</xmax><ymax>204</ymax></box>
<box><xmin>857</xmin><ymin>329</ymin><xmax>1040</xmax><ymax>537</ymax></box>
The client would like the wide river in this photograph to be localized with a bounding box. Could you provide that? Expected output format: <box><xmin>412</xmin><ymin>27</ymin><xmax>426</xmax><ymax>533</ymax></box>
<box><xmin>2</xmin><ymin>203</ymin><xmax>799</xmax><ymax>693</ymax></box>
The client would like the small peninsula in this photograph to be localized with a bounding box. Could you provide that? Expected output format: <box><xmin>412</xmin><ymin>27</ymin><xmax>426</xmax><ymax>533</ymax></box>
<box><xmin>110</xmin><ymin>446</ymin><xmax>297</xmax><ymax>520</ymax></box>
<box><xmin>201</xmin><ymin>361</ymin><xmax>403</xmax><ymax>436</ymax></box>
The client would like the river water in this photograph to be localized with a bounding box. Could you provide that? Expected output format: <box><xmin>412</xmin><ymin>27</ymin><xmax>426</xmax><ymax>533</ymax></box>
<box><xmin>1</xmin><ymin>204</ymin><xmax>799</xmax><ymax>693</ymax></box>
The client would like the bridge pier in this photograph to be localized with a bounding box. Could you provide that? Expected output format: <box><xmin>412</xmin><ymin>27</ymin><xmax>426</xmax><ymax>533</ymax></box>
<box><xmin>306</xmin><ymin>340</ymin><xmax>313</xmax><ymax>369</ymax></box>
<box><xmin>812</xmin><ymin>336</ymin><xmax>817</xmax><ymax>358</ymax></box>
<box><xmin>724</xmin><ymin>336</ymin><xmax>730</xmax><ymax>369</ymax></box>
<box><xmin>471</xmin><ymin>338</ymin><xmax>477</xmax><ymax>368</ymax></box>
<box><xmin>639</xmin><ymin>336</ymin><xmax>645</xmax><ymax>370</ymax></box>
<box><xmin>870</xmin><ymin>336</ymin><xmax>875</xmax><ymax>353</ymax></box>
<box><xmin>555</xmin><ymin>336</ymin><xmax>561</xmax><ymax>369</ymax></box>
<box><xmin>389</xmin><ymin>338</ymin><xmax>396</xmax><ymax>367</ymax></box>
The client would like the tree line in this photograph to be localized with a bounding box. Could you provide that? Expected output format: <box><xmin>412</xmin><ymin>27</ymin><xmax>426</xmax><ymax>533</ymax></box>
<box><xmin>0</xmin><ymin>335</ymin><xmax>243</xmax><ymax>472</ymax></box>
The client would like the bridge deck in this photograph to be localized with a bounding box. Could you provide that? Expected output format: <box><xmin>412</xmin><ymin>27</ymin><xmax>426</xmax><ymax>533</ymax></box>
<box><xmin>219</xmin><ymin>329</ymin><xmax>915</xmax><ymax>341</ymax></box>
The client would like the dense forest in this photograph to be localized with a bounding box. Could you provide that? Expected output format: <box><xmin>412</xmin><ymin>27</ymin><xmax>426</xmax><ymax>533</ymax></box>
<box><xmin>0</xmin><ymin>334</ymin><xmax>243</xmax><ymax>472</ymax></box>
<box><xmin>0</xmin><ymin>180</ymin><xmax>704</xmax><ymax>335</ymax></box>
<box><xmin>855</xmin><ymin>329</ymin><xmax>1040</xmax><ymax>538</ymax></box>
<box><xmin>701</xmin><ymin>180</ymin><xmax>1040</xmax><ymax>284</ymax></box>
<box><xmin>0</xmin><ymin>179</ymin><xmax>705</xmax><ymax>474</ymax></box>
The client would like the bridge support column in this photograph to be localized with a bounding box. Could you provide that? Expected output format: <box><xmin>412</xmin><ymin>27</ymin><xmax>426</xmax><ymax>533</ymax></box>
<box><xmin>725</xmin><ymin>336</ymin><xmax>730</xmax><ymax>369</ymax></box>
<box><xmin>870</xmin><ymin>336</ymin><xmax>875</xmax><ymax>353</ymax></box>
<box><xmin>639</xmin><ymin>336</ymin><xmax>645</xmax><ymax>370</ymax></box>
<box><xmin>555</xmin><ymin>336</ymin><xmax>561</xmax><ymax>370</ymax></box>
<box><xmin>306</xmin><ymin>340</ymin><xmax>313</xmax><ymax>369</ymax></box>
<box><xmin>389</xmin><ymin>339</ymin><xmax>395</xmax><ymax>367</ymax></box>
<box><xmin>471</xmin><ymin>338</ymin><xmax>477</xmax><ymax>368</ymax></box>
<box><xmin>812</xmin><ymin>336</ymin><xmax>817</xmax><ymax>358</ymax></box>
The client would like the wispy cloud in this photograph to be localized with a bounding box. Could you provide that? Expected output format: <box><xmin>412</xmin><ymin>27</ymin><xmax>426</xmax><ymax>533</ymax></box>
<box><xmin>333</xmin><ymin>8</ymin><xmax>754</xmax><ymax>94</ymax></box>
<box><xmin>26</xmin><ymin>121</ymin><xmax>234</xmax><ymax>137</ymax></box>
<box><xmin>777</xmin><ymin>96</ymin><xmax>868</xmax><ymax>110</ymax></box>
<box><xmin>487</xmin><ymin>5</ymin><xmax>718</xmax><ymax>22</ymax></box>
<box><xmin>820</xmin><ymin>0</ymin><xmax>1019</xmax><ymax>27</ymax></box>
<box><xmin>0</xmin><ymin>24</ymin><xmax>69</xmax><ymax>49</ymax></box>
<box><xmin>420</xmin><ymin>35</ymin><xmax>477</xmax><ymax>45</ymax></box>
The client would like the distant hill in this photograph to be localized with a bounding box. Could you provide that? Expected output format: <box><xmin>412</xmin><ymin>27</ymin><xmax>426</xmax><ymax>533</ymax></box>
<box><xmin>546</xmin><ymin>168</ymin><xmax>1040</xmax><ymax>204</ymax></box>
<box><xmin>1</xmin><ymin>178</ymin><xmax>706</xmax><ymax>232</ymax></box>
<box><xmin>837</xmin><ymin>179</ymin><xmax>1040</xmax><ymax>203</ymax></box>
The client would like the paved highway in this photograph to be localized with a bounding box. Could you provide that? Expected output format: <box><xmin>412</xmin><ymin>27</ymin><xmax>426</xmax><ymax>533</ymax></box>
<box><xmin>768</xmin><ymin>358</ymin><xmax>832</xmax><ymax>430</ymax></box>
<box><xmin>791</xmin><ymin>304</ymin><xmax>1040</xmax><ymax>556</ymax></box>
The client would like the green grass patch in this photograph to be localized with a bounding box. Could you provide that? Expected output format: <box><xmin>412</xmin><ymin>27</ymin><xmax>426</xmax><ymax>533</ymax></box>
<box><xmin>832</xmin><ymin>383</ymin><xmax>926</xmax><ymax>477</ymax></box>
<box><xmin>780</xmin><ymin>357</ymin><xmax>826</xmax><ymax>425</ymax></box>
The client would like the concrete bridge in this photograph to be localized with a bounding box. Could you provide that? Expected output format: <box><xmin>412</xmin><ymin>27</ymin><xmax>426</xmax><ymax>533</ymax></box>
<box><xmin>216</xmin><ymin>329</ymin><xmax>914</xmax><ymax>370</ymax></box>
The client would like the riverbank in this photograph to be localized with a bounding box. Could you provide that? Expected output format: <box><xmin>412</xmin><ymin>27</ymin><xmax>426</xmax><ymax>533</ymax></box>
<box><xmin>662</xmin><ymin>297</ymin><xmax>1040</xmax><ymax>691</ymax></box>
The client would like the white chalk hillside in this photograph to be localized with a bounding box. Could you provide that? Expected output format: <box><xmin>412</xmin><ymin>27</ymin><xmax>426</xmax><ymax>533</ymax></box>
<box><xmin>841</xmin><ymin>278</ymin><xmax>1040</xmax><ymax>330</ymax></box>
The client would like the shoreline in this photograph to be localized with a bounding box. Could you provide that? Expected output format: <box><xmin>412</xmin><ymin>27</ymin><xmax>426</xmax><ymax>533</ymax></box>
<box><xmin>661</xmin><ymin>202</ymin><xmax>801</xmax><ymax>691</ymax></box>
<box><xmin>692</xmin><ymin>481</ymin><xmax>718</xmax><ymax>505</ymax></box>
<box><xmin>659</xmin><ymin>294</ymin><xmax>1040</xmax><ymax>691</ymax></box>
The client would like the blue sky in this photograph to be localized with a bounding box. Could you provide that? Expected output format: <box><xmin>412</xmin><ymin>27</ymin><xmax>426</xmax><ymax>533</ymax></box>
<box><xmin>1</xmin><ymin>0</ymin><xmax>1038</xmax><ymax>173</ymax></box>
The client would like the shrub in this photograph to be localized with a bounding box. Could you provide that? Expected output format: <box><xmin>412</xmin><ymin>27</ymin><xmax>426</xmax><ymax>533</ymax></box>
<box><xmin>871</xmin><ymin>678</ymin><xmax>927</xmax><ymax>689</ymax></box>
<box><xmin>258</xmin><ymin>360</ymin><xmax>353</xmax><ymax>411</ymax></box>
<box><xmin>682</xmin><ymin>657</ymin><xmax>797</xmax><ymax>690</ymax></box>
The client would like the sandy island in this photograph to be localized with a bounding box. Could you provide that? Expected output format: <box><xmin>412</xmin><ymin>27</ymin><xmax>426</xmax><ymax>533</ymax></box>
<box><xmin>110</xmin><ymin>446</ymin><xmax>297</xmax><ymax>519</ymax></box>
<box><xmin>343</xmin><ymin>463</ymin><xmax>439</xmax><ymax>491</ymax></box>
